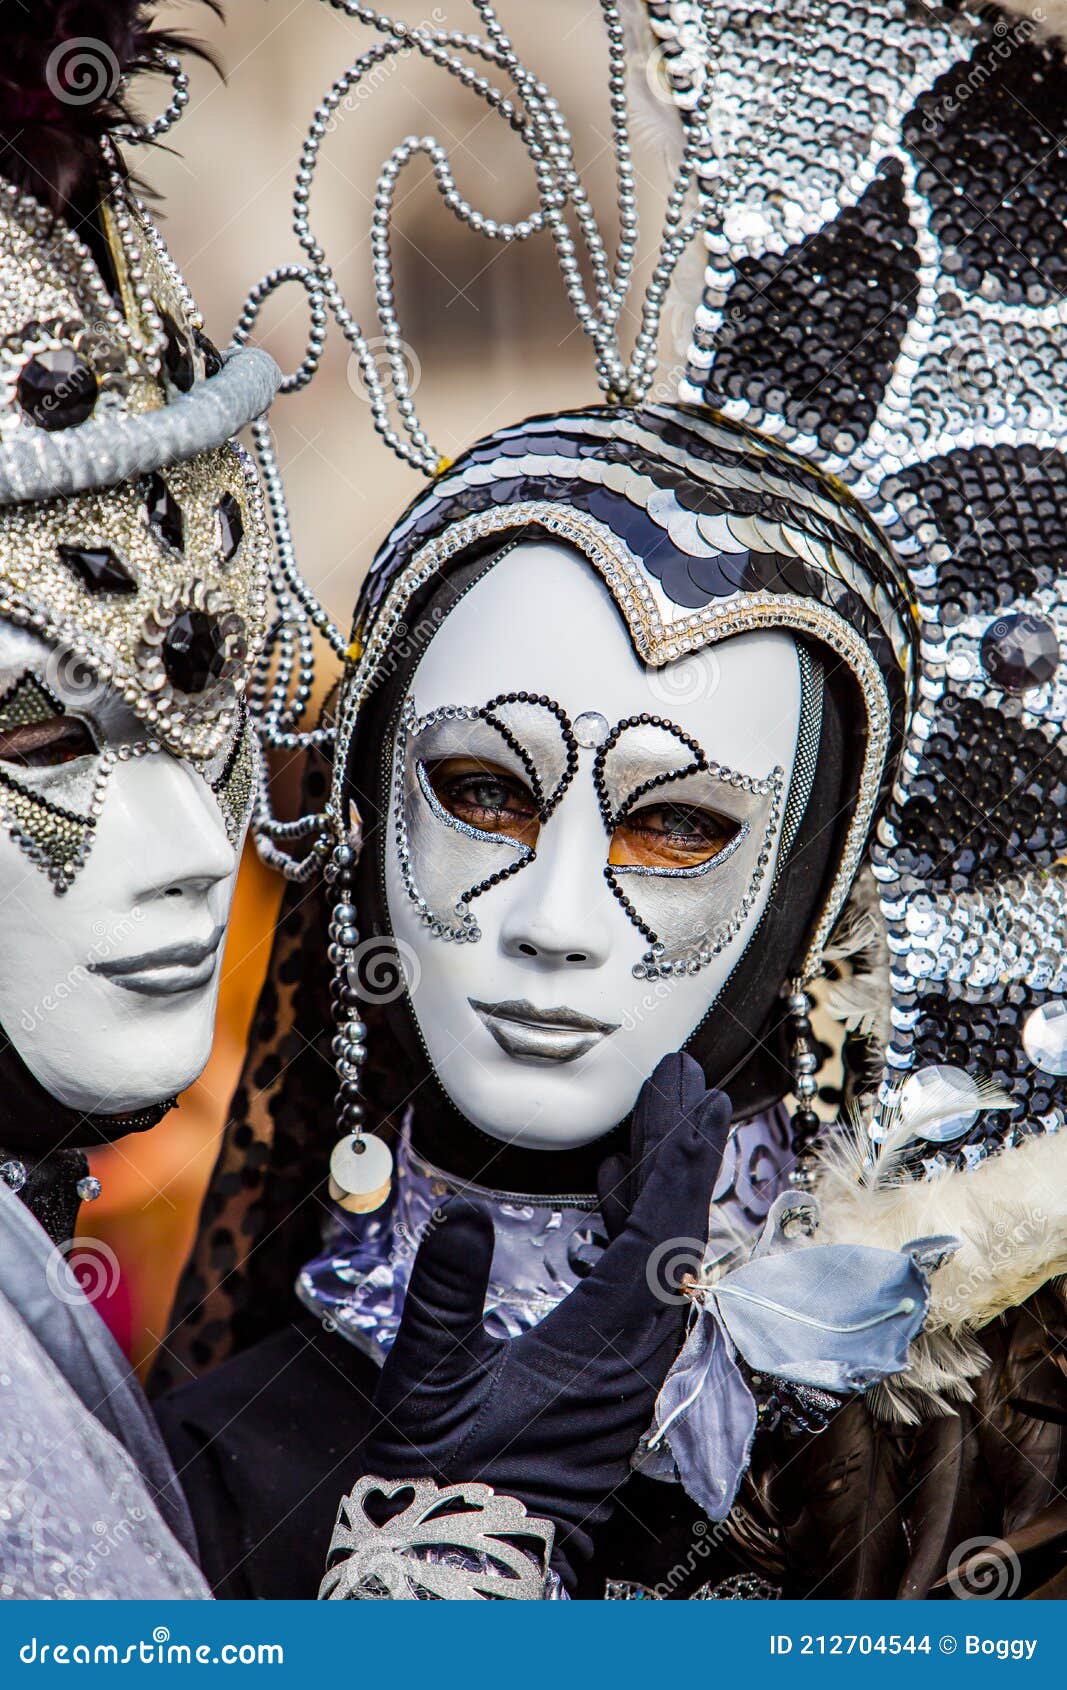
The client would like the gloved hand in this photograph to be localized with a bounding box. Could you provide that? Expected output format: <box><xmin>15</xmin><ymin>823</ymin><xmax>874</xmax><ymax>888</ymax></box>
<box><xmin>358</xmin><ymin>1052</ymin><xmax>732</xmax><ymax>1588</ymax></box>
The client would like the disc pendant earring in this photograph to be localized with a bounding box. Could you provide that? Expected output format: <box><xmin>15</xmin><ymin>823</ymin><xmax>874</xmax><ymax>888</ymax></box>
<box><xmin>328</xmin><ymin>1132</ymin><xmax>394</xmax><ymax>1214</ymax></box>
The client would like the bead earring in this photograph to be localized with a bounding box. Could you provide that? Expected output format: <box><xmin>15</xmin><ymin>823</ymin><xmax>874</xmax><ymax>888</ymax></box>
<box><xmin>784</xmin><ymin>981</ymin><xmax>821</xmax><ymax>1189</ymax></box>
<box><xmin>324</xmin><ymin>823</ymin><xmax>393</xmax><ymax>1213</ymax></box>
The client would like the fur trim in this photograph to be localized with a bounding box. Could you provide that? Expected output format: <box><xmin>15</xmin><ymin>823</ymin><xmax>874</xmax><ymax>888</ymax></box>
<box><xmin>813</xmin><ymin>1122</ymin><xmax>1067</xmax><ymax>1420</ymax></box>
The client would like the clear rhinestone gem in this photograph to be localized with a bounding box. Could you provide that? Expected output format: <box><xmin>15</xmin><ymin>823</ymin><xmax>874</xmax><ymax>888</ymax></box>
<box><xmin>898</xmin><ymin>1063</ymin><xmax>983</xmax><ymax>1143</ymax></box>
<box><xmin>1022</xmin><ymin>1000</ymin><xmax>1067</xmax><ymax>1076</ymax></box>
<box><xmin>573</xmin><ymin>711</ymin><xmax>610</xmax><ymax>748</ymax></box>
<box><xmin>0</xmin><ymin>1159</ymin><xmax>26</xmax><ymax>1193</ymax></box>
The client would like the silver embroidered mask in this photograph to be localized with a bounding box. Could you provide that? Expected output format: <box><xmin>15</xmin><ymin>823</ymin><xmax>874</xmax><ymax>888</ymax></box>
<box><xmin>382</xmin><ymin>540</ymin><xmax>810</xmax><ymax>1150</ymax></box>
<box><xmin>0</xmin><ymin>621</ymin><xmax>254</xmax><ymax>1115</ymax></box>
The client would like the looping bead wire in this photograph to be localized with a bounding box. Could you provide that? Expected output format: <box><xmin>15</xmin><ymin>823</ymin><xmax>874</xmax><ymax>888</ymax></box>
<box><xmin>114</xmin><ymin>53</ymin><xmax>191</xmax><ymax>145</ymax></box>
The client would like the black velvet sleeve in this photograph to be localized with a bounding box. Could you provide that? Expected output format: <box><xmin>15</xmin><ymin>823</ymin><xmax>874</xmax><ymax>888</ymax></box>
<box><xmin>154</xmin><ymin>1312</ymin><xmax>379</xmax><ymax>1600</ymax></box>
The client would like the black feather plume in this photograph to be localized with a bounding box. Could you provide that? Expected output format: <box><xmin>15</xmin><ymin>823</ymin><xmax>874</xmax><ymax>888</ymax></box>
<box><xmin>0</xmin><ymin>2</ymin><xmax>222</xmax><ymax>219</ymax></box>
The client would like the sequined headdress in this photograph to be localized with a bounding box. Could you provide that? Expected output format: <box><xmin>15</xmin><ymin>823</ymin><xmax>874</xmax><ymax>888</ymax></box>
<box><xmin>639</xmin><ymin>1</ymin><xmax>1067</xmax><ymax>1165</ymax></box>
<box><xmin>161</xmin><ymin>1</ymin><xmax>1067</xmax><ymax>1399</ymax></box>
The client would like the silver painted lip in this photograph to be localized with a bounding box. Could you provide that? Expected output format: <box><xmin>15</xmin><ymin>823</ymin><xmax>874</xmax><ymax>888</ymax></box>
<box><xmin>469</xmin><ymin>997</ymin><xmax>619</xmax><ymax>1064</ymax></box>
<box><xmin>90</xmin><ymin>926</ymin><xmax>225</xmax><ymax>997</ymax></box>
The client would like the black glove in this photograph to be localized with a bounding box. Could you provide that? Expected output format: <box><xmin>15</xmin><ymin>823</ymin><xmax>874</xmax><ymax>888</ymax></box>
<box><xmin>358</xmin><ymin>1052</ymin><xmax>732</xmax><ymax>1588</ymax></box>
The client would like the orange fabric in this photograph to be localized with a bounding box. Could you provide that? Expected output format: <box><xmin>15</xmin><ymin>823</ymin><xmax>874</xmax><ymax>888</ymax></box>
<box><xmin>82</xmin><ymin>845</ymin><xmax>284</xmax><ymax>1376</ymax></box>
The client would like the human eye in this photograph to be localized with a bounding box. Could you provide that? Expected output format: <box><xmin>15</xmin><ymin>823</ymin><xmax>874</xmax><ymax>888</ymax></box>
<box><xmin>423</xmin><ymin>756</ymin><xmax>540</xmax><ymax>848</ymax></box>
<box><xmin>609</xmin><ymin>800</ymin><xmax>740</xmax><ymax>869</ymax></box>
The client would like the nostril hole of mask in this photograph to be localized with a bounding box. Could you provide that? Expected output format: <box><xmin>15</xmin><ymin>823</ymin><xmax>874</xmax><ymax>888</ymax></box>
<box><xmin>566</xmin><ymin>952</ymin><xmax>587</xmax><ymax>964</ymax></box>
<box><xmin>517</xmin><ymin>942</ymin><xmax>537</xmax><ymax>957</ymax></box>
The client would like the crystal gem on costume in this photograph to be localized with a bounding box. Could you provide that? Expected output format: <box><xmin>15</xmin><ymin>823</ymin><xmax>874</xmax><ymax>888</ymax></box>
<box><xmin>979</xmin><ymin>612</ymin><xmax>1059</xmax><ymax>694</ymax></box>
<box><xmin>160</xmin><ymin>608</ymin><xmax>229</xmax><ymax>694</ymax></box>
<box><xmin>57</xmin><ymin>542</ymin><xmax>137</xmax><ymax>596</ymax></box>
<box><xmin>159</xmin><ymin>308</ymin><xmax>195</xmax><ymax>394</ymax></box>
<box><xmin>16</xmin><ymin>348</ymin><xmax>98</xmax><ymax>430</ymax></box>
<box><xmin>0</xmin><ymin>1159</ymin><xmax>26</xmax><ymax>1193</ymax></box>
<box><xmin>195</xmin><ymin>330</ymin><xmax>223</xmax><ymax>378</ymax></box>
<box><xmin>145</xmin><ymin>472</ymin><xmax>184</xmax><ymax>554</ymax></box>
<box><xmin>573</xmin><ymin>710</ymin><xmax>610</xmax><ymax>749</ymax></box>
<box><xmin>897</xmin><ymin>1064</ymin><xmax>982</xmax><ymax>1145</ymax></box>
<box><xmin>1022</xmin><ymin>1001</ymin><xmax>1067</xmax><ymax>1079</ymax></box>
<box><xmin>215</xmin><ymin>492</ymin><xmax>244</xmax><ymax>563</ymax></box>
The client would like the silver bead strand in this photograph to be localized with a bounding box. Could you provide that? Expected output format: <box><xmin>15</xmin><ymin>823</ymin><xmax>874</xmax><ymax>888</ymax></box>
<box><xmin>331</xmin><ymin>3</ymin><xmax>626</xmax><ymax>389</ymax></box>
<box><xmin>100</xmin><ymin>145</ymin><xmax>167</xmax><ymax>368</ymax></box>
<box><xmin>597</xmin><ymin>0</ymin><xmax>639</xmax><ymax>338</ymax></box>
<box><xmin>233</xmin><ymin>264</ymin><xmax>329</xmax><ymax>395</ymax></box>
<box><xmin>114</xmin><ymin>54</ymin><xmax>190</xmax><ymax>144</ymax></box>
<box><xmin>250</xmin><ymin>414</ymin><xmax>345</xmax><ymax>719</ymax></box>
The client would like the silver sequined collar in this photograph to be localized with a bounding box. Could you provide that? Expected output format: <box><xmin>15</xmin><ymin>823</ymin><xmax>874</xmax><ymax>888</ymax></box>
<box><xmin>297</xmin><ymin>1106</ymin><xmax>794</xmax><ymax>1363</ymax></box>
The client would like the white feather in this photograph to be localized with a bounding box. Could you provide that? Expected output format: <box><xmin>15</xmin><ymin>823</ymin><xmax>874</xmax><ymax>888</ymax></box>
<box><xmin>811</xmin><ymin>1125</ymin><xmax>1067</xmax><ymax>1419</ymax></box>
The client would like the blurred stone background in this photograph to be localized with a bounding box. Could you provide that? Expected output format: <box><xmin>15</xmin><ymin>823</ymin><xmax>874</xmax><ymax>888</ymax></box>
<box><xmin>84</xmin><ymin>0</ymin><xmax>673</xmax><ymax>1372</ymax></box>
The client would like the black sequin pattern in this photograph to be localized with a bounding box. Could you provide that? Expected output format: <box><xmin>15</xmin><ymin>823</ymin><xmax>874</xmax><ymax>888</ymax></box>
<box><xmin>885</xmin><ymin>446</ymin><xmax>1067</xmax><ymax>621</ymax></box>
<box><xmin>708</xmin><ymin>165</ymin><xmax>919</xmax><ymax>456</ymax></box>
<box><xmin>900</xmin><ymin>982</ymin><xmax>1067</xmax><ymax>1172</ymax></box>
<box><xmin>890</xmin><ymin>699</ymin><xmax>1067</xmax><ymax>892</ymax></box>
<box><xmin>904</xmin><ymin>38</ymin><xmax>1067</xmax><ymax>307</ymax></box>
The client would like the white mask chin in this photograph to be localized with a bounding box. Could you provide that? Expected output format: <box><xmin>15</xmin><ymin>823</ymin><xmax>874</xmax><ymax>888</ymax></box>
<box><xmin>384</xmin><ymin>540</ymin><xmax>804</xmax><ymax>1152</ymax></box>
<box><xmin>0</xmin><ymin>621</ymin><xmax>253</xmax><ymax>1118</ymax></box>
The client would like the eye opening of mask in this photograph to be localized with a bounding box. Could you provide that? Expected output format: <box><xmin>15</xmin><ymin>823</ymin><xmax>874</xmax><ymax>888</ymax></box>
<box><xmin>423</xmin><ymin>748</ymin><xmax>751</xmax><ymax>878</ymax></box>
<box><xmin>0</xmin><ymin>713</ymin><xmax>97</xmax><ymax>768</ymax></box>
<box><xmin>0</xmin><ymin>670</ymin><xmax>99</xmax><ymax>769</ymax></box>
<box><xmin>422</xmin><ymin>755</ymin><xmax>540</xmax><ymax>850</ymax></box>
<box><xmin>609</xmin><ymin>802</ymin><xmax>748</xmax><ymax>873</ymax></box>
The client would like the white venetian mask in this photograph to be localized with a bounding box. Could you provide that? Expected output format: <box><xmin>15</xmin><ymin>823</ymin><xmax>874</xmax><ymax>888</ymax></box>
<box><xmin>0</xmin><ymin>620</ymin><xmax>255</xmax><ymax>1117</ymax></box>
<box><xmin>384</xmin><ymin>540</ymin><xmax>808</xmax><ymax>1150</ymax></box>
